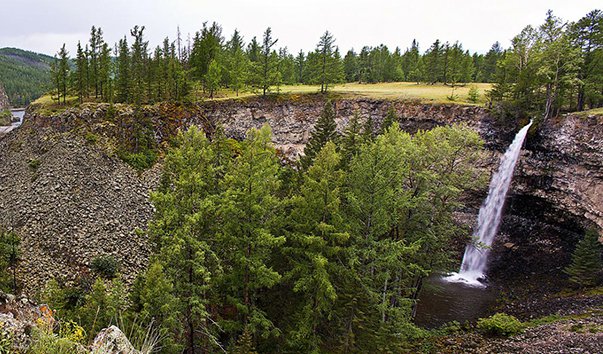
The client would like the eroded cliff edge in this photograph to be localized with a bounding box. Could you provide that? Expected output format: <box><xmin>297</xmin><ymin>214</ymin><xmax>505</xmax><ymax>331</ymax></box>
<box><xmin>0</xmin><ymin>96</ymin><xmax>600</xmax><ymax>294</ymax></box>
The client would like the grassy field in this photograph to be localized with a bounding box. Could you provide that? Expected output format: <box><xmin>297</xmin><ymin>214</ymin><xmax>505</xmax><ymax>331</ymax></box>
<box><xmin>210</xmin><ymin>82</ymin><xmax>493</xmax><ymax>105</ymax></box>
<box><xmin>33</xmin><ymin>82</ymin><xmax>494</xmax><ymax>109</ymax></box>
<box><xmin>575</xmin><ymin>107</ymin><xmax>603</xmax><ymax>116</ymax></box>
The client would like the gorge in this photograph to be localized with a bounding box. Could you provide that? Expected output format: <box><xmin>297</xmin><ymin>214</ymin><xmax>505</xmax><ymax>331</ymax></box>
<box><xmin>0</xmin><ymin>96</ymin><xmax>601</xmax><ymax>352</ymax></box>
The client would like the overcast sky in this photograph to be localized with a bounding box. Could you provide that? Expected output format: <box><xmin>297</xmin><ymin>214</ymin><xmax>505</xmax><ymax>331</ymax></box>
<box><xmin>1</xmin><ymin>0</ymin><xmax>601</xmax><ymax>56</ymax></box>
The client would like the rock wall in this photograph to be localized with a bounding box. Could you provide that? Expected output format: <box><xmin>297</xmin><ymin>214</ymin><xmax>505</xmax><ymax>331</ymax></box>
<box><xmin>198</xmin><ymin>98</ymin><xmax>513</xmax><ymax>157</ymax></box>
<box><xmin>0</xmin><ymin>124</ymin><xmax>159</xmax><ymax>294</ymax></box>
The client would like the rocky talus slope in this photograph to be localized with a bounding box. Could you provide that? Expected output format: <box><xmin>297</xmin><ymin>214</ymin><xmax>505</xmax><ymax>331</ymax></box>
<box><xmin>0</xmin><ymin>123</ymin><xmax>159</xmax><ymax>294</ymax></box>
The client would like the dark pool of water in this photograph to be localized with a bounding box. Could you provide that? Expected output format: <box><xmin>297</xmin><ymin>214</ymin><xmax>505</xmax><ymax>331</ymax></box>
<box><xmin>414</xmin><ymin>275</ymin><xmax>499</xmax><ymax>329</ymax></box>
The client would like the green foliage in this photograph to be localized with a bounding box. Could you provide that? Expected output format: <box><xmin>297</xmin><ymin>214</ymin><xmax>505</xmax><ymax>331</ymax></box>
<box><xmin>0</xmin><ymin>322</ymin><xmax>12</xmax><ymax>354</ymax></box>
<box><xmin>84</xmin><ymin>132</ymin><xmax>99</xmax><ymax>144</ymax></box>
<box><xmin>564</xmin><ymin>228</ymin><xmax>603</xmax><ymax>288</ymax></box>
<box><xmin>118</xmin><ymin>149</ymin><xmax>158</xmax><ymax>171</ymax></box>
<box><xmin>477</xmin><ymin>313</ymin><xmax>524</xmax><ymax>337</ymax></box>
<box><xmin>135</xmin><ymin>118</ymin><xmax>485</xmax><ymax>352</ymax></box>
<box><xmin>0</xmin><ymin>48</ymin><xmax>53</xmax><ymax>106</ymax></box>
<box><xmin>28</xmin><ymin>327</ymin><xmax>86</xmax><ymax>354</ymax></box>
<box><xmin>381</xmin><ymin>105</ymin><xmax>397</xmax><ymax>132</ymax></box>
<box><xmin>468</xmin><ymin>85</ymin><xmax>480</xmax><ymax>102</ymax></box>
<box><xmin>28</xmin><ymin>158</ymin><xmax>41</xmax><ymax>170</ymax></box>
<box><xmin>0</xmin><ymin>228</ymin><xmax>20</xmax><ymax>293</ymax></box>
<box><xmin>0</xmin><ymin>110</ymin><xmax>12</xmax><ymax>126</ymax></box>
<box><xmin>301</xmin><ymin>100</ymin><xmax>338</xmax><ymax>169</ymax></box>
<box><xmin>90</xmin><ymin>255</ymin><xmax>120</xmax><ymax>279</ymax></box>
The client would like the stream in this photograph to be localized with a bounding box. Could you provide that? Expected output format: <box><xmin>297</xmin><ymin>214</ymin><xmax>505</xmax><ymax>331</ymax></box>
<box><xmin>0</xmin><ymin>109</ymin><xmax>25</xmax><ymax>134</ymax></box>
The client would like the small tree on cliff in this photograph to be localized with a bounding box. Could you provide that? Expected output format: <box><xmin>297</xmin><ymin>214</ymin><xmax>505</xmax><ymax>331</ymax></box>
<box><xmin>301</xmin><ymin>100</ymin><xmax>338</xmax><ymax>169</ymax></box>
<box><xmin>564</xmin><ymin>229</ymin><xmax>602</xmax><ymax>288</ymax></box>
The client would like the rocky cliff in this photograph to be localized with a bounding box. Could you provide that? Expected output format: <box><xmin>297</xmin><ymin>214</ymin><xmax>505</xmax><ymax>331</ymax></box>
<box><xmin>0</xmin><ymin>97</ymin><xmax>601</xmax><ymax>294</ymax></box>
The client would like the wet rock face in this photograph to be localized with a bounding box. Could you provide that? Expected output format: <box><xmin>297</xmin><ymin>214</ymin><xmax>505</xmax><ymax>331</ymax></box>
<box><xmin>488</xmin><ymin>114</ymin><xmax>603</xmax><ymax>279</ymax></box>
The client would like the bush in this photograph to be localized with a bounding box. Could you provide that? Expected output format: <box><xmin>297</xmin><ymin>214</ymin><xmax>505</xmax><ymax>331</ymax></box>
<box><xmin>28</xmin><ymin>158</ymin><xmax>41</xmax><ymax>170</ymax></box>
<box><xmin>118</xmin><ymin>149</ymin><xmax>158</xmax><ymax>171</ymax></box>
<box><xmin>90</xmin><ymin>255</ymin><xmax>120</xmax><ymax>279</ymax></box>
<box><xmin>0</xmin><ymin>110</ymin><xmax>12</xmax><ymax>126</ymax></box>
<box><xmin>477</xmin><ymin>313</ymin><xmax>523</xmax><ymax>337</ymax></box>
<box><xmin>84</xmin><ymin>132</ymin><xmax>99</xmax><ymax>144</ymax></box>
<box><xmin>468</xmin><ymin>86</ymin><xmax>480</xmax><ymax>103</ymax></box>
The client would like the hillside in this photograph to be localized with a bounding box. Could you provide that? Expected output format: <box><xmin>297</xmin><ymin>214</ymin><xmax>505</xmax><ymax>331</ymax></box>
<box><xmin>0</xmin><ymin>48</ymin><xmax>53</xmax><ymax>107</ymax></box>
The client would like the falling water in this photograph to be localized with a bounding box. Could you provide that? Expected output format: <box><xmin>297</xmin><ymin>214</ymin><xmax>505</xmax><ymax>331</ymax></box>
<box><xmin>446</xmin><ymin>120</ymin><xmax>533</xmax><ymax>287</ymax></box>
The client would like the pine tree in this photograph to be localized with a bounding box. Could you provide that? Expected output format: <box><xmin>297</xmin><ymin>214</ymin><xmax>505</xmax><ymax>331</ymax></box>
<box><xmin>217</xmin><ymin>125</ymin><xmax>284</xmax><ymax>339</ymax></box>
<box><xmin>74</xmin><ymin>42</ymin><xmax>88</xmax><ymax>103</ymax></box>
<box><xmin>0</xmin><ymin>228</ymin><xmax>20</xmax><ymax>294</ymax></box>
<box><xmin>150</xmin><ymin>126</ymin><xmax>222</xmax><ymax>352</ymax></box>
<box><xmin>116</xmin><ymin>37</ymin><xmax>131</xmax><ymax>103</ymax></box>
<box><xmin>205</xmin><ymin>59</ymin><xmax>222</xmax><ymax>98</ymax></box>
<box><xmin>225</xmin><ymin>29</ymin><xmax>249</xmax><ymax>96</ymax></box>
<box><xmin>564</xmin><ymin>229</ymin><xmax>602</xmax><ymax>287</ymax></box>
<box><xmin>137</xmin><ymin>260</ymin><xmax>182</xmax><ymax>353</ymax></box>
<box><xmin>301</xmin><ymin>100</ymin><xmax>338</xmax><ymax>169</ymax></box>
<box><xmin>286</xmin><ymin>142</ymin><xmax>349</xmax><ymax>351</ymax></box>
<box><xmin>130</xmin><ymin>25</ymin><xmax>149</xmax><ymax>104</ymax></box>
<box><xmin>340</xmin><ymin>111</ymin><xmax>362</xmax><ymax>168</ymax></box>
<box><xmin>257</xmin><ymin>27</ymin><xmax>279</xmax><ymax>96</ymax></box>
<box><xmin>361</xmin><ymin>114</ymin><xmax>375</xmax><ymax>143</ymax></box>
<box><xmin>381</xmin><ymin>106</ymin><xmax>398</xmax><ymax>133</ymax></box>
<box><xmin>314</xmin><ymin>31</ymin><xmax>339</xmax><ymax>93</ymax></box>
<box><xmin>51</xmin><ymin>44</ymin><xmax>70</xmax><ymax>104</ymax></box>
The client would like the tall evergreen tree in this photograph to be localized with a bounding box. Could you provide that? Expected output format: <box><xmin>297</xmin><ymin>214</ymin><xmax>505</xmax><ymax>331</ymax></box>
<box><xmin>257</xmin><ymin>27</ymin><xmax>279</xmax><ymax>96</ymax></box>
<box><xmin>564</xmin><ymin>229</ymin><xmax>602</xmax><ymax>287</ymax></box>
<box><xmin>301</xmin><ymin>100</ymin><xmax>339</xmax><ymax>168</ymax></box>
<box><xmin>285</xmin><ymin>142</ymin><xmax>348</xmax><ymax>352</ymax></box>
<box><xmin>116</xmin><ymin>37</ymin><xmax>131</xmax><ymax>103</ymax></box>
<box><xmin>74</xmin><ymin>41</ymin><xmax>88</xmax><ymax>103</ymax></box>
<box><xmin>217</xmin><ymin>125</ymin><xmax>284</xmax><ymax>340</ymax></box>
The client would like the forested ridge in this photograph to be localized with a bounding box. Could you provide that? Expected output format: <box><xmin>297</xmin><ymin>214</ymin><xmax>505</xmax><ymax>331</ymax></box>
<box><xmin>0</xmin><ymin>48</ymin><xmax>54</xmax><ymax>106</ymax></box>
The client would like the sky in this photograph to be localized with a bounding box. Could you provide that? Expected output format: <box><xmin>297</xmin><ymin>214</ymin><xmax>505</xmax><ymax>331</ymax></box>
<box><xmin>0</xmin><ymin>0</ymin><xmax>601</xmax><ymax>56</ymax></box>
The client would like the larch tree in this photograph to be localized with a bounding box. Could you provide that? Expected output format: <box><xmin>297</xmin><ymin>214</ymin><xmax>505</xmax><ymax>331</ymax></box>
<box><xmin>301</xmin><ymin>100</ymin><xmax>339</xmax><ymax>169</ymax></box>
<box><xmin>217</xmin><ymin>125</ymin><xmax>285</xmax><ymax>341</ymax></box>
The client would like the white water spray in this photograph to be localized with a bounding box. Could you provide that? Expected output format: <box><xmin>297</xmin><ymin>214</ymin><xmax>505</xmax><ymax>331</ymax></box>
<box><xmin>446</xmin><ymin>120</ymin><xmax>533</xmax><ymax>287</ymax></box>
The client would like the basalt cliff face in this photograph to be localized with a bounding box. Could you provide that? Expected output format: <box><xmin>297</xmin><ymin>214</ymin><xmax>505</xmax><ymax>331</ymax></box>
<box><xmin>0</xmin><ymin>97</ymin><xmax>600</xmax><ymax>293</ymax></box>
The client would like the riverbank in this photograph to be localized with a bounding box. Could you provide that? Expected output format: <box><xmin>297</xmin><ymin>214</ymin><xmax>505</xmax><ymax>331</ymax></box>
<box><xmin>0</xmin><ymin>109</ymin><xmax>25</xmax><ymax>134</ymax></box>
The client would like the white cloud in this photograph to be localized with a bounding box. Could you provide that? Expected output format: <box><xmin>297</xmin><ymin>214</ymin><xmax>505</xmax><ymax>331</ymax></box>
<box><xmin>0</xmin><ymin>0</ymin><xmax>600</xmax><ymax>55</ymax></box>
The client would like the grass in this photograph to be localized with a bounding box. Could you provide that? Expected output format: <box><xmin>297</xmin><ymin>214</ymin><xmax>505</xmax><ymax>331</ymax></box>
<box><xmin>198</xmin><ymin>82</ymin><xmax>493</xmax><ymax>105</ymax></box>
<box><xmin>32</xmin><ymin>82</ymin><xmax>493</xmax><ymax>114</ymax></box>
<box><xmin>575</xmin><ymin>107</ymin><xmax>603</xmax><ymax>116</ymax></box>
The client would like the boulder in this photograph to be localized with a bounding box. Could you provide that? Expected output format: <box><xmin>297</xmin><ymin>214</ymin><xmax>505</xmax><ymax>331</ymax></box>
<box><xmin>91</xmin><ymin>325</ymin><xmax>139</xmax><ymax>354</ymax></box>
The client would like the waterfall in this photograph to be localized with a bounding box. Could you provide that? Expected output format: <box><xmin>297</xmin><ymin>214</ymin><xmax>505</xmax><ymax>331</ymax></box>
<box><xmin>446</xmin><ymin>120</ymin><xmax>533</xmax><ymax>287</ymax></box>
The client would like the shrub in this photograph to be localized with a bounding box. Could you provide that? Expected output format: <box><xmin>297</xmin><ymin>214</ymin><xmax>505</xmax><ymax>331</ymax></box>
<box><xmin>118</xmin><ymin>149</ymin><xmax>158</xmax><ymax>171</ymax></box>
<box><xmin>90</xmin><ymin>255</ymin><xmax>120</xmax><ymax>279</ymax></box>
<box><xmin>477</xmin><ymin>313</ymin><xmax>523</xmax><ymax>337</ymax></box>
<box><xmin>28</xmin><ymin>158</ymin><xmax>41</xmax><ymax>170</ymax></box>
<box><xmin>468</xmin><ymin>86</ymin><xmax>480</xmax><ymax>103</ymax></box>
<box><xmin>84</xmin><ymin>132</ymin><xmax>99</xmax><ymax>144</ymax></box>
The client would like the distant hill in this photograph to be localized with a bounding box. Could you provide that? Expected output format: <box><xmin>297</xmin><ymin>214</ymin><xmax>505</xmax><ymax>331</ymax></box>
<box><xmin>0</xmin><ymin>48</ymin><xmax>53</xmax><ymax>107</ymax></box>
